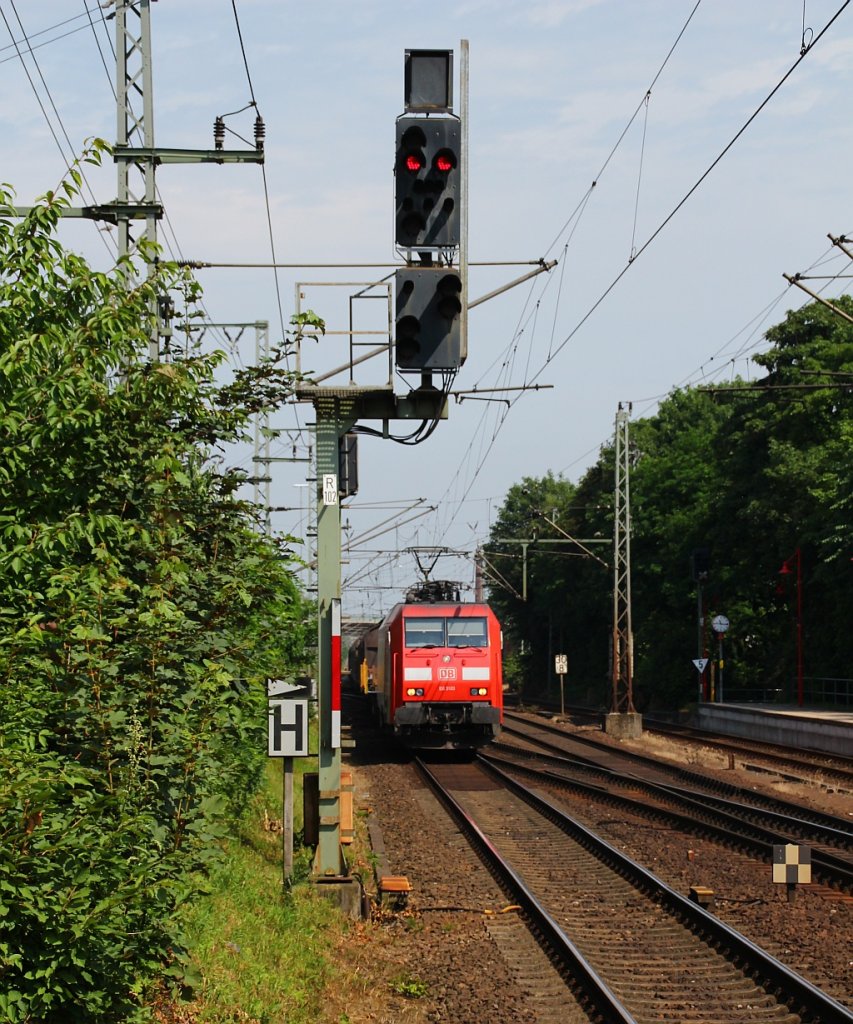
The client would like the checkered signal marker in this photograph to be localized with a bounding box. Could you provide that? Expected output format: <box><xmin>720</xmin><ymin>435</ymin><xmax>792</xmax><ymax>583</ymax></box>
<box><xmin>772</xmin><ymin>844</ymin><xmax>811</xmax><ymax>885</ymax></box>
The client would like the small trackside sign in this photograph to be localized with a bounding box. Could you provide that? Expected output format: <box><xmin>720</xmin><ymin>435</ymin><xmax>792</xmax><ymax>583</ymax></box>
<box><xmin>692</xmin><ymin>658</ymin><xmax>709</xmax><ymax>673</ymax></box>
<box><xmin>267</xmin><ymin>678</ymin><xmax>310</xmax><ymax>698</ymax></box>
<box><xmin>322</xmin><ymin>474</ymin><xmax>338</xmax><ymax>506</ymax></box>
<box><xmin>268</xmin><ymin>699</ymin><xmax>309</xmax><ymax>757</ymax></box>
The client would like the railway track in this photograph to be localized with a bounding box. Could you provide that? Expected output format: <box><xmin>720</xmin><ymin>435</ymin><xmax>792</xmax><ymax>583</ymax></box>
<box><xmin>507</xmin><ymin>701</ymin><xmax>853</xmax><ymax>790</ymax></box>
<box><xmin>499</xmin><ymin>714</ymin><xmax>853</xmax><ymax>892</ymax></box>
<box><xmin>647</xmin><ymin>718</ymin><xmax>853</xmax><ymax>790</ymax></box>
<box><xmin>416</xmin><ymin>756</ymin><xmax>852</xmax><ymax>1024</ymax></box>
<box><xmin>483</xmin><ymin>742</ymin><xmax>853</xmax><ymax>894</ymax></box>
<box><xmin>504</xmin><ymin>712</ymin><xmax>853</xmax><ymax>831</ymax></box>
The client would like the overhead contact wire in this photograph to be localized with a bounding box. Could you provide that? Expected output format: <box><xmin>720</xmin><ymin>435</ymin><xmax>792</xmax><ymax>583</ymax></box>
<box><xmin>543</xmin><ymin>0</ymin><xmax>702</xmax><ymax>257</ymax></box>
<box><xmin>1</xmin><ymin>2</ymin><xmax>114</xmax><ymax>257</ymax></box>
<box><xmin>527</xmin><ymin>0</ymin><xmax>851</xmax><ymax>393</ymax></box>
<box><xmin>431</xmin><ymin>4</ymin><xmax>706</xmax><ymax>546</ymax></box>
<box><xmin>82</xmin><ymin>0</ymin><xmax>115</xmax><ymax>99</ymax></box>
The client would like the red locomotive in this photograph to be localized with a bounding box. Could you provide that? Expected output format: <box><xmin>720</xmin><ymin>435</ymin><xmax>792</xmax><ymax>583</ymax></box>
<box><xmin>367</xmin><ymin>590</ymin><xmax>503</xmax><ymax>749</ymax></box>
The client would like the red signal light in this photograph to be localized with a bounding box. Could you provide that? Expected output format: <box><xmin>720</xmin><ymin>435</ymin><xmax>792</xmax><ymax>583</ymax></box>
<box><xmin>434</xmin><ymin>149</ymin><xmax>456</xmax><ymax>173</ymax></box>
<box><xmin>405</xmin><ymin>152</ymin><xmax>424</xmax><ymax>173</ymax></box>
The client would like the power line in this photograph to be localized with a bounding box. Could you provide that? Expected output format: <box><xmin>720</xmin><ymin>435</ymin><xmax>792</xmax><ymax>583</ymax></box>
<box><xmin>0</xmin><ymin>2</ymin><xmax>115</xmax><ymax>259</ymax></box>
<box><xmin>228</xmin><ymin>0</ymin><xmax>303</xmax><ymax>443</ymax></box>
<box><xmin>543</xmin><ymin>0</ymin><xmax>703</xmax><ymax>259</ymax></box>
<box><xmin>0</xmin><ymin>7</ymin><xmax>97</xmax><ymax>61</ymax></box>
<box><xmin>525</xmin><ymin>0</ymin><xmax>851</xmax><ymax>395</ymax></box>
<box><xmin>82</xmin><ymin>0</ymin><xmax>116</xmax><ymax>100</ymax></box>
<box><xmin>429</xmin><ymin>1</ymin><xmax>849</xmax><ymax>558</ymax></box>
<box><xmin>427</xmin><ymin>3</ymin><xmax>708</xmax><ymax>549</ymax></box>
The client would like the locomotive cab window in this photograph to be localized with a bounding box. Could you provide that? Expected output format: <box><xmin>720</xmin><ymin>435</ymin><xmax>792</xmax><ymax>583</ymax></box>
<box><xmin>404</xmin><ymin>617</ymin><xmax>446</xmax><ymax>648</ymax></box>
<box><xmin>447</xmin><ymin>617</ymin><xmax>488</xmax><ymax>647</ymax></box>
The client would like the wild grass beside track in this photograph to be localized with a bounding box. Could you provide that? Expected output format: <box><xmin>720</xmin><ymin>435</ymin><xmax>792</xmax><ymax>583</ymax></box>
<box><xmin>172</xmin><ymin>752</ymin><xmax>351</xmax><ymax>1024</ymax></box>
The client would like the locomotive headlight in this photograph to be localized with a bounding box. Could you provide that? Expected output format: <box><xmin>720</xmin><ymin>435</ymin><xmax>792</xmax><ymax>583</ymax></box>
<box><xmin>478</xmin><ymin>687</ymin><xmax>488</xmax><ymax>696</ymax></box>
<box><xmin>406</xmin><ymin>687</ymin><xmax>416</xmax><ymax>696</ymax></box>
<box><xmin>406</xmin><ymin>687</ymin><xmax>425</xmax><ymax>697</ymax></box>
<box><xmin>470</xmin><ymin>687</ymin><xmax>488</xmax><ymax>696</ymax></box>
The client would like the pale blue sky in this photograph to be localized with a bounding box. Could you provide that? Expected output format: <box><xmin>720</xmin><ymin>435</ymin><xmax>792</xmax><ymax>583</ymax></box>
<box><xmin>3</xmin><ymin>1</ymin><xmax>853</xmax><ymax>617</ymax></box>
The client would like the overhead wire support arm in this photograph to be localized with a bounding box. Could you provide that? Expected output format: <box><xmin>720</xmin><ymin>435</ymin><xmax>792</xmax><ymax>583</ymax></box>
<box><xmin>700</xmin><ymin>381</ymin><xmax>853</xmax><ymax>394</ymax></box>
<box><xmin>534</xmin><ymin>510</ymin><xmax>610</xmax><ymax>569</ymax></box>
<box><xmin>343</xmin><ymin>505</ymin><xmax>437</xmax><ymax>553</ymax></box>
<box><xmin>477</xmin><ymin>552</ymin><xmax>523</xmax><ymax>601</ymax></box>
<box><xmin>782</xmin><ymin>273</ymin><xmax>853</xmax><ymax>327</ymax></box>
<box><xmin>827</xmin><ymin>232</ymin><xmax>853</xmax><ymax>261</ymax></box>
<box><xmin>9</xmin><ymin>202</ymin><xmax>163</xmax><ymax>222</ymax></box>
<box><xmin>452</xmin><ymin>383</ymin><xmax>554</xmax><ymax>404</ymax></box>
<box><xmin>113</xmin><ymin>145</ymin><xmax>264</xmax><ymax>165</ymax></box>
<box><xmin>467</xmin><ymin>259</ymin><xmax>558</xmax><ymax>309</ymax></box>
<box><xmin>176</xmin><ymin>259</ymin><xmax>547</xmax><ymax>270</ymax></box>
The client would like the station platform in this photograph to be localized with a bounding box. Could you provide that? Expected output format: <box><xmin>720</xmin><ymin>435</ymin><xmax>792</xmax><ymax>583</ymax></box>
<box><xmin>696</xmin><ymin>702</ymin><xmax>852</xmax><ymax>757</ymax></box>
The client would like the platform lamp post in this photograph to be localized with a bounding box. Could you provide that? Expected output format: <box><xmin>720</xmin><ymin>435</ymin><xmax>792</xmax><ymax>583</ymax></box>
<box><xmin>778</xmin><ymin>548</ymin><xmax>804</xmax><ymax>707</ymax></box>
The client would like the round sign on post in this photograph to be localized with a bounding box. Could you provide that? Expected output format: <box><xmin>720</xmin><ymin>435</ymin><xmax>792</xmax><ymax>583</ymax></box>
<box><xmin>711</xmin><ymin>614</ymin><xmax>729</xmax><ymax>634</ymax></box>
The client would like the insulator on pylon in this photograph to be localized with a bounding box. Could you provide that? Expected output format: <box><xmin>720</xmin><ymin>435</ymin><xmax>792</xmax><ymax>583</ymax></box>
<box><xmin>213</xmin><ymin>116</ymin><xmax>225</xmax><ymax>151</ymax></box>
<box><xmin>254</xmin><ymin>115</ymin><xmax>266</xmax><ymax>151</ymax></box>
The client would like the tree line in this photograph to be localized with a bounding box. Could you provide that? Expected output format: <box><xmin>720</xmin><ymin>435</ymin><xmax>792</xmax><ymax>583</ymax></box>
<box><xmin>486</xmin><ymin>297</ymin><xmax>853</xmax><ymax>712</ymax></box>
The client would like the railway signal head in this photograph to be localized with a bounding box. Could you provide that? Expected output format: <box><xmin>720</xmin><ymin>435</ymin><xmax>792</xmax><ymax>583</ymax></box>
<box><xmin>395</xmin><ymin>266</ymin><xmax>465</xmax><ymax>371</ymax></box>
<box><xmin>395</xmin><ymin>115</ymin><xmax>460</xmax><ymax>249</ymax></box>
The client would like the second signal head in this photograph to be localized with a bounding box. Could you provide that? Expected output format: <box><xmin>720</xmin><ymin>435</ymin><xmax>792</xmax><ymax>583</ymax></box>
<box><xmin>395</xmin><ymin>115</ymin><xmax>460</xmax><ymax>249</ymax></box>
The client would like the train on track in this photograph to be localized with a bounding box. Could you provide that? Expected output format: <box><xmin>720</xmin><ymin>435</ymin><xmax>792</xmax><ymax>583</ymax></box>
<box><xmin>348</xmin><ymin>582</ymin><xmax>503</xmax><ymax>749</ymax></box>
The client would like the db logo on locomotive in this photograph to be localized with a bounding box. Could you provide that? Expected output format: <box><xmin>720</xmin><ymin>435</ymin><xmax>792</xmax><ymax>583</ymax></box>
<box><xmin>437</xmin><ymin>667</ymin><xmax>457</xmax><ymax>680</ymax></box>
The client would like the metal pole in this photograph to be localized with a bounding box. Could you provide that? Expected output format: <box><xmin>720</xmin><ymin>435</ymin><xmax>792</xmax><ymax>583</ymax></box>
<box><xmin>796</xmin><ymin>548</ymin><xmax>804</xmax><ymax>706</ymax></box>
<box><xmin>313</xmin><ymin>398</ymin><xmax>354</xmax><ymax>877</ymax></box>
<box><xmin>283</xmin><ymin>756</ymin><xmax>293</xmax><ymax>884</ymax></box>
<box><xmin>460</xmin><ymin>40</ymin><xmax>469</xmax><ymax>364</ymax></box>
<box><xmin>697</xmin><ymin>579</ymin><xmax>703</xmax><ymax>702</ymax></box>
<box><xmin>718</xmin><ymin>634</ymin><xmax>724</xmax><ymax>703</ymax></box>
<box><xmin>315</xmin><ymin>406</ymin><xmax>341</xmax><ymax>876</ymax></box>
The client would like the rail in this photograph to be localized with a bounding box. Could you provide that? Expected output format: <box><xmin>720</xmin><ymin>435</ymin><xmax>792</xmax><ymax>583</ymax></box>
<box><xmin>414</xmin><ymin>757</ymin><xmax>637</xmax><ymax>1024</ymax></box>
<box><xmin>478</xmin><ymin>756</ymin><xmax>853</xmax><ymax>1024</ymax></box>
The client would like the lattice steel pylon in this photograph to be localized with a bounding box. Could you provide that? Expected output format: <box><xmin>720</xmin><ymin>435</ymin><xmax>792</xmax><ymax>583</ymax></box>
<box><xmin>115</xmin><ymin>0</ymin><xmax>159</xmax><ymax>359</ymax></box>
<box><xmin>113</xmin><ymin>2</ymin><xmax>265</xmax><ymax>361</ymax></box>
<box><xmin>611</xmin><ymin>404</ymin><xmax>636</xmax><ymax>713</ymax></box>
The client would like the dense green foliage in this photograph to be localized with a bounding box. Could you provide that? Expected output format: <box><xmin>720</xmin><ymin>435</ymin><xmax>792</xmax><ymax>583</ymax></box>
<box><xmin>487</xmin><ymin>299</ymin><xmax>853</xmax><ymax>710</ymax></box>
<box><xmin>0</xmin><ymin>162</ymin><xmax>310</xmax><ymax>1021</ymax></box>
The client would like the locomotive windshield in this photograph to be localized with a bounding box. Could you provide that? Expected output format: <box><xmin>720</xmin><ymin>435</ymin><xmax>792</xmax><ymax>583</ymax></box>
<box><xmin>447</xmin><ymin>617</ymin><xmax>488</xmax><ymax>647</ymax></box>
<box><xmin>404</xmin><ymin>617</ymin><xmax>445</xmax><ymax>647</ymax></box>
<box><xmin>404</xmin><ymin>616</ymin><xmax>489</xmax><ymax>648</ymax></box>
